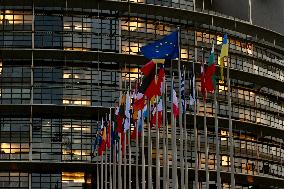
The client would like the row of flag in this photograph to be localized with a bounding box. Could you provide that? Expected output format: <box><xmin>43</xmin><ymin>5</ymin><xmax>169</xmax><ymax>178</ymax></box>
<box><xmin>93</xmin><ymin>30</ymin><xmax>229</xmax><ymax>157</ymax></box>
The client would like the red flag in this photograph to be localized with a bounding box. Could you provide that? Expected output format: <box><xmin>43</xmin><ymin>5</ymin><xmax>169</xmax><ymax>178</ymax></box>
<box><xmin>106</xmin><ymin>121</ymin><xmax>111</xmax><ymax>149</ymax></box>
<box><xmin>121</xmin><ymin>133</ymin><xmax>125</xmax><ymax>155</ymax></box>
<box><xmin>133</xmin><ymin>92</ymin><xmax>145</xmax><ymax>111</ymax></box>
<box><xmin>204</xmin><ymin>64</ymin><xmax>216</xmax><ymax>93</ymax></box>
<box><xmin>116</xmin><ymin>114</ymin><xmax>124</xmax><ymax>133</ymax></box>
<box><xmin>144</xmin><ymin>67</ymin><xmax>165</xmax><ymax>99</ymax></box>
<box><xmin>141</xmin><ymin>60</ymin><xmax>155</xmax><ymax>76</ymax></box>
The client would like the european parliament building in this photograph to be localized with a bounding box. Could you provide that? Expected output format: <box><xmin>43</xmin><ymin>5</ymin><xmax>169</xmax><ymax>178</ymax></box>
<box><xmin>0</xmin><ymin>0</ymin><xmax>283</xmax><ymax>188</ymax></box>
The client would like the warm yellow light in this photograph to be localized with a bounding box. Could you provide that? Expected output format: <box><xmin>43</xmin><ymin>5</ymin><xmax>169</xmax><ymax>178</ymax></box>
<box><xmin>122</xmin><ymin>68</ymin><xmax>140</xmax><ymax>81</ymax></box>
<box><xmin>181</xmin><ymin>48</ymin><xmax>188</xmax><ymax>59</ymax></box>
<box><xmin>62</xmin><ymin>99</ymin><xmax>91</xmax><ymax>106</ymax></box>
<box><xmin>221</xmin><ymin>156</ymin><xmax>230</xmax><ymax>166</ymax></box>
<box><xmin>218</xmin><ymin>85</ymin><xmax>228</xmax><ymax>92</ymax></box>
<box><xmin>1</xmin><ymin>143</ymin><xmax>28</xmax><ymax>153</ymax></box>
<box><xmin>62</xmin><ymin>172</ymin><xmax>85</xmax><ymax>183</ymax></box>
<box><xmin>217</xmin><ymin>35</ymin><xmax>223</xmax><ymax>45</ymax></box>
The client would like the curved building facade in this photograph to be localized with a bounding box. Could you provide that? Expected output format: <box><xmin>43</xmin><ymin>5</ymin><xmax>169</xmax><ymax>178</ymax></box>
<box><xmin>0</xmin><ymin>0</ymin><xmax>283</xmax><ymax>188</ymax></box>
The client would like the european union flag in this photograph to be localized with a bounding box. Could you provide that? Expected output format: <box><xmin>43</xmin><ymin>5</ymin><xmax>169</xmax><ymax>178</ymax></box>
<box><xmin>140</xmin><ymin>31</ymin><xmax>179</xmax><ymax>60</ymax></box>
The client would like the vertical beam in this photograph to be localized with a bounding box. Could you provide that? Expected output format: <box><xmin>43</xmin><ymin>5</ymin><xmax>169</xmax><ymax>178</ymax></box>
<box><xmin>29</xmin><ymin>2</ymin><xmax>35</xmax><ymax>188</ymax></box>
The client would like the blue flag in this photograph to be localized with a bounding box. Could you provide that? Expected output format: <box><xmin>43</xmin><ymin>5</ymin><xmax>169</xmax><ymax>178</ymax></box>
<box><xmin>140</xmin><ymin>31</ymin><xmax>179</xmax><ymax>60</ymax></box>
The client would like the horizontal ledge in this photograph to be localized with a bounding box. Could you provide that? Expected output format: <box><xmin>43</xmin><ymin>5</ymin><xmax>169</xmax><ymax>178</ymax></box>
<box><xmin>0</xmin><ymin>104</ymin><xmax>111</xmax><ymax>119</ymax></box>
<box><xmin>0</xmin><ymin>49</ymin><xmax>283</xmax><ymax>93</ymax></box>
<box><xmin>0</xmin><ymin>161</ymin><xmax>282</xmax><ymax>187</ymax></box>
<box><xmin>0</xmin><ymin>104</ymin><xmax>282</xmax><ymax>140</ymax></box>
<box><xmin>0</xmin><ymin>161</ymin><xmax>96</xmax><ymax>173</ymax></box>
<box><xmin>189</xmin><ymin>114</ymin><xmax>284</xmax><ymax>141</ymax></box>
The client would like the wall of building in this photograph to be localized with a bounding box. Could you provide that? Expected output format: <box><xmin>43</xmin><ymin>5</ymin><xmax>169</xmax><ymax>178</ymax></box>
<box><xmin>212</xmin><ymin>0</ymin><xmax>284</xmax><ymax>35</ymax></box>
<box><xmin>251</xmin><ymin>0</ymin><xmax>284</xmax><ymax>35</ymax></box>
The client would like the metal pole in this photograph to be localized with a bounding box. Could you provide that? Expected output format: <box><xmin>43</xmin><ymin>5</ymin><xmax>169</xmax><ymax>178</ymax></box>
<box><xmin>156</xmin><ymin>64</ymin><xmax>161</xmax><ymax>189</ymax></box>
<box><xmin>179</xmin><ymin>53</ymin><xmax>185</xmax><ymax>189</ymax></box>
<box><xmin>105</xmin><ymin>115</ymin><xmax>108</xmax><ymax>189</ymax></box>
<box><xmin>171</xmin><ymin>73</ymin><xmax>178</xmax><ymax>189</ymax></box>
<box><xmin>184</xmin><ymin>68</ymin><xmax>188</xmax><ymax>189</ymax></box>
<box><xmin>204</xmin><ymin>97</ymin><xmax>209</xmax><ymax>189</ymax></box>
<box><xmin>101</xmin><ymin>147</ymin><xmax>104</xmax><ymax>189</ymax></box>
<box><xmin>118</xmin><ymin>71</ymin><xmax>122</xmax><ymax>189</ymax></box>
<box><xmin>141</xmin><ymin>107</ymin><xmax>146</xmax><ymax>189</ymax></box>
<box><xmin>147</xmin><ymin>99</ymin><xmax>152</xmax><ymax>189</ymax></box>
<box><xmin>227</xmin><ymin>57</ymin><xmax>235</xmax><ymax>189</ymax></box>
<box><xmin>136</xmin><ymin>119</ymin><xmax>139</xmax><ymax>189</ymax></box>
<box><xmin>214</xmin><ymin>90</ymin><xmax>221</xmax><ymax>189</ymax></box>
<box><xmin>163</xmin><ymin>81</ymin><xmax>167</xmax><ymax>188</ymax></box>
<box><xmin>110</xmin><ymin>110</ymin><xmax>113</xmax><ymax>189</ymax></box>
<box><xmin>156</xmin><ymin>98</ymin><xmax>160</xmax><ymax>189</ymax></box>
<box><xmin>203</xmin><ymin>50</ymin><xmax>209</xmax><ymax>189</ymax></box>
<box><xmin>128</xmin><ymin>82</ymin><xmax>132</xmax><ymax>189</ymax></box>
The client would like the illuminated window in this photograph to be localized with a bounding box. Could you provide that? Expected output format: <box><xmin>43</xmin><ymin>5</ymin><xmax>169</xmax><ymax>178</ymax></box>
<box><xmin>121</xmin><ymin>19</ymin><xmax>145</xmax><ymax>32</ymax></box>
<box><xmin>63</xmin><ymin>73</ymin><xmax>80</xmax><ymax>79</ymax></box>
<box><xmin>220</xmin><ymin>130</ymin><xmax>228</xmax><ymax>141</ymax></box>
<box><xmin>217</xmin><ymin>35</ymin><xmax>223</xmax><ymax>45</ymax></box>
<box><xmin>122</xmin><ymin>68</ymin><xmax>140</xmax><ymax>81</ymax></box>
<box><xmin>218</xmin><ymin>84</ymin><xmax>228</xmax><ymax>92</ymax></box>
<box><xmin>0</xmin><ymin>10</ymin><xmax>32</xmax><ymax>25</ymax></box>
<box><xmin>0</xmin><ymin>143</ymin><xmax>29</xmax><ymax>154</ymax></box>
<box><xmin>63</xmin><ymin>99</ymin><xmax>91</xmax><ymax>106</ymax></box>
<box><xmin>221</xmin><ymin>156</ymin><xmax>230</xmax><ymax>166</ymax></box>
<box><xmin>62</xmin><ymin>172</ymin><xmax>85</xmax><ymax>183</ymax></box>
<box><xmin>181</xmin><ymin>48</ymin><xmax>189</xmax><ymax>59</ymax></box>
<box><xmin>122</xmin><ymin>41</ymin><xmax>144</xmax><ymax>55</ymax></box>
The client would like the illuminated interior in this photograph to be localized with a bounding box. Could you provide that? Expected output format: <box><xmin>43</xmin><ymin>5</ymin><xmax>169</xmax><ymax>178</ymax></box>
<box><xmin>0</xmin><ymin>143</ymin><xmax>29</xmax><ymax>154</ymax></box>
<box><xmin>63</xmin><ymin>99</ymin><xmax>91</xmax><ymax>106</ymax></box>
<box><xmin>62</xmin><ymin>172</ymin><xmax>85</xmax><ymax>183</ymax></box>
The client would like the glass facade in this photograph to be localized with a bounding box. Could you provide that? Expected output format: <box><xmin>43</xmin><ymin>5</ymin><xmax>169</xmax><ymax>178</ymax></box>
<box><xmin>0</xmin><ymin>1</ymin><xmax>283</xmax><ymax>188</ymax></box>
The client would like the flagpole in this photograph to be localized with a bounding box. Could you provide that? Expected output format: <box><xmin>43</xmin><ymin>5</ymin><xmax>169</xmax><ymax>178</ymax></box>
<box><xmin>165</xmin><ymin>82</ymin><xmax>170</xmax><ymax>189</ymax></box>
<box><xmin>194</xmin><ymin>32</ymin><xmax>199</xmax><ymax>189</ymax></box>
<box><xmin>100</xmin><ymin>118</ymin><xmax>104</xmax><ymax>189</ymax></box>
<box><xmin>215</xmin><ymin>86</ymin><xmax>221</xmax><ymax>189</ymax></box>
<box><xmin>203</xmin><ymin>49</ymin><xmax>209</xmax><ymax>189</ymax></box>
<box><xmin>147</xmin><ymin>98</ymin><xmax>152</xmax><ymax>189</ymax></box>
<box><xmin>177</xmin><ymin>27</ymin><xmax>184</xmax><ymax>189</ymax></box>
<box><xmin>118</xmin><ymin>71</ymin><xmax>122</xmax><ymax>189</ymax></box>
<box><xmin>136</xmin><ymin>76</ymin><xmax>140</xmax><ymax>189</ymax></box>
<box><xmin>97</xmin><ymin>132</ymin><xmax>100</xmax><ymax>189</ymax></box>
<box><xmin>156</xmin><ymin>64</ymin><xmax>161</xmax><ymax>189</ymax></box>
<box><xmin>184</xmin><ymin>68</ymin><xmax>188</xmax><ymax>189</ymax></box>
<box><xmin>141</xmin><ymin>106</ymin><xmax>146</xmax><ymax>189</ymax></box>
<box><xmin>136</xmin><ymin>120</ymin><xmax>139</xmax><ymax>188</ymax></box>
<box><xmin>156</xmin><ymin>96</ymin><xmax>160</xmax><ymax>189</ymax></box>
<box><xmin>171</xmin><ymin>73</ymin><xmax>178</xmax><ymax>189</ymax></box>
<box><xmin>129</xmin><ymin>82</ymin><xmax>132</xmax><ymax>189</ymax></box>
<box><xmin>113</xmin><ymin>120</ymin><xmax>117</xmax><ymax>189</ymax></box>
<box><xmin>162</xmin><ymin>80</ymin><xmax>167</xmax><ymax>189</ymax></box>
<box><xmin>227</xmin><ymin>54</ymin><xmax>235</xmax><ymax>189</ymax></box>
<box><xmin>109</xmin><ymin>110</ymin><xmax>113</xmax><ymax>189</ymax></box>
<box><xmin>105</xmin><ymin>115</ymin><xmax>108</xmax><ymax>189</ymax></box>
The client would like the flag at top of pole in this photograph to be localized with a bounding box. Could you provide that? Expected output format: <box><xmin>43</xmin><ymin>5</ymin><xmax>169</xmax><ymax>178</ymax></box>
<box><xmin>219</xmin><ymin>33</ymin><xmax>229</xmax><ymax>81</ymax></box>
<box><xmin>140</xmin><ymin>31</ymin><xmax>179</xmax><ymax>60</ymax></box>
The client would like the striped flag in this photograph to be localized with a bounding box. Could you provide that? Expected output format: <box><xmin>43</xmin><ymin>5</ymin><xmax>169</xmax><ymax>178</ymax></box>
<box><xmin>172</xmin><ymin>84</ymin><xmax>179</xmax><ymax>118</ymax></box>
